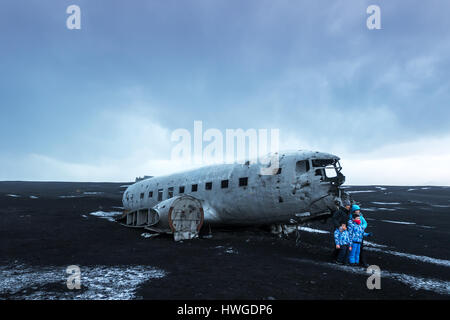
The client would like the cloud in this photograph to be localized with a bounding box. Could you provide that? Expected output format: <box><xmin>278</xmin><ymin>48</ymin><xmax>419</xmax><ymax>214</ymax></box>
<box><xmin>279</xmin><ymin>127</ymin><xmax>450</xmax><ymax>186</ymax></box>
<box><xmin>3</xmin><ymin>122</ymin><xmax>449</xmax><ymax>185</ymax></box>
<box><xmin>343</xmin><ymin>154</ymin><xmax>450</xmax><ymax>186</ymax></box>
<box><xmin>0</xmin><ymin>149</ymin><xmax>193</xmax><ymax>183</ymax></box>
<box><xmin>0</xmin><ymin>108</ymin><xmax>183</xmax><ymax>181</ymax></box>
<box><xmin>1</xmin><ymin>1</ymin><xmax>450</xmax><ymax>185</ymax></box>
<box><xmin>340</xmin><ymin>134</ymin><xmax>450</xmax><ymax>185</ymax></box>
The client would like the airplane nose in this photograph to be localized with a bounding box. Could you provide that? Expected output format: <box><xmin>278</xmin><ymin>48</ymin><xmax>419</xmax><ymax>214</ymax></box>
<box><xmin>328</xmin><ymin>172</ymin><xmax>345</xmax><ymax>186</ymax></box>
<box><xmin>309</xmin><ymin>194</ymin><xmax>337</xmax><ymax>214</ymax></box>
<box><xmin>336</xmin><ymin>172</ymin><xmax>345</xmax><ymax>185</ymax></box>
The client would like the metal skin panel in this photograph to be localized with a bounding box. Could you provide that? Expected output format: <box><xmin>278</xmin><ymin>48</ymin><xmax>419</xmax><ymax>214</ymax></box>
<box><xmin>122</xmin><ymin>150</ymin><xmax>344</xmax><ymax>227</ymax></box>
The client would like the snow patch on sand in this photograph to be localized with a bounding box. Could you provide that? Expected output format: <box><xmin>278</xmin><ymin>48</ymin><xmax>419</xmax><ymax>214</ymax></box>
<box><xmin>6</xmin><ymin>194</ymin><xmax>20</xmax><ymax>198</ymax></box>
<box><xmin>298</xmin><ymin>227</ymin><xmax>330</xmax><ymax>234</ymax></box>
<box><xmin>0</xmin><ymin>264</ymin><xmax>166</xmax><ymax>300</ymax></box>
<box><xmin>29</xmin><ymin>196</ymin><xmax>38</xmax><ymax>199</ymax></box>
<box><xmin>141</xmin><ymin>233</ymin><xmax>158</xmax><ymax>239</ymax></box>
<box><xmin>365</xmin><ymin>247</ymin><xmax>450</xmax><ymax>268</ymax></box>
<box><xmin>89</xmin><ymin>211</ymin><xmax>122</xmax><ymax>222</ymax></box>
<box><xmin>225</xmin><ymin>247</ymin><xmax>238</xmax><ymax>254</ymax></box>
<box><xmin>381</xmin><ymin>220</ymin><xmax>416</xmax><ymax>225</ymax></box>
<box><xmin>409</xmin><ymin>200</ymin><xmax>425</xmax><ymax>204</ymax></box>
<box><xmin>212</xmin><ymin>246</ymin><xmax>238</xmax><ymax>254</ymax></box>
<box><xmin>372</xmin><ymin>202</ymin><xmax>401</xmax><ymax>205</ymax></box>
<box><xmin>347</xmin><ymin>190</ymin><xmax>376</xmax><ymax>194</ymax></box>
<box><xmin>286</xmin><ymin>258</ymin><xmax>450</xmax><ymax>296</ymax></box>
<box><xmin>418</xmin><ymin>225</ymin><xmax>436</xmax><ymax>229</ymax></box>
<box><xmin>376</xmin><ymin>207</ymin><xmax>397</xmax><ymax>211</ymax></box>
<box><xmin>213</xmin><ymin>246</ymin><xmax>238</xmax><ymax>254</ymax></box>
<box><xmin>364</xmin><ymin>241</ymin><xmax>388</xmax><ymax>248</ymax></box>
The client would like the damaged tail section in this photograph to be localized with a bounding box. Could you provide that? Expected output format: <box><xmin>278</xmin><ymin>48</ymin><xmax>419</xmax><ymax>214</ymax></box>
<box><xmin>117</xmin><ymin>195</ymin><xmax>204</xmax><ymax>241</ymax></box>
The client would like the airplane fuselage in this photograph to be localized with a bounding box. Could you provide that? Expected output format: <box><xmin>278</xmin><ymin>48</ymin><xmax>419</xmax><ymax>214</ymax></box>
<box><xmin>122</xmin><ymin>150</ymin><xmax>345</xmax><ymax>226</ymax></box>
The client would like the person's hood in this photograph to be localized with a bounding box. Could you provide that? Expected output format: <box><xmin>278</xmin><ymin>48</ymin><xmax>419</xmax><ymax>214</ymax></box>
<box><xmin>351</xmin><ymin>204</ymin><xmax>361</xmax><ymax>214</ymax></box>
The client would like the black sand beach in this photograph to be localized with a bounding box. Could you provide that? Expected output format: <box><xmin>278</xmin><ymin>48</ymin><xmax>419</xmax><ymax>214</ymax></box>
<box><xmin>1</xmin><ymin>182</ymin><xmax>449</xmax><ymax>299</ymax></box>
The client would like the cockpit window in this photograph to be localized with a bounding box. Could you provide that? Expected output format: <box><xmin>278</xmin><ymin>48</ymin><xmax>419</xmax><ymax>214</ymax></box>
<box><xmin>312</xmin><ymin>159</ymin><xmax>334</xmax><ymax>167</ymax></box>
<box><xmin>312</xmin><ymin>159</ymin><xmax>341</xmax><ymax>179</ymax></box>
<box><xmin>325</xmin><ymin>167</ymin><xmax>337</xmax><ymax>178</ymax></box>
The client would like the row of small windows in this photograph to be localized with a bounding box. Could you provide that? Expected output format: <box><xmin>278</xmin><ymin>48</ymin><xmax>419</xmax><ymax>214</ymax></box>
<box><xmin>138</xmin><ymin>177</ymin><xmax>249</xmax><ymax>201</ymax></box>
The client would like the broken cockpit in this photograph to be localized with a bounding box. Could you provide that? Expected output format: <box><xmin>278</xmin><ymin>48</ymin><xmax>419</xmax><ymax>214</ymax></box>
<box><xmin>312</xmin><ymin>159</ymin><xmax>345</xmax><ymax>186</ymax></box>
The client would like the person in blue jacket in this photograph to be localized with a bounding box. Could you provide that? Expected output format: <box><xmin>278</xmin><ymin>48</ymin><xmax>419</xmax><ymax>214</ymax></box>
<box><xmin>348</xmin><ymin>204</ymin><xmax>372</xmax><ymax>266</ymax></box>
<box><xmin>331</xmin><ymin>199</ymin><xmax>351</xmax><ymax>262</ymax></box>
<box><xmin>334</xmin><ymin>223</ymin><xmax>350</xmax><ymax>264</ymax></box>
<box><xmin>358</xmin><ymin>210</ymin><xmax>371</xmax><ymax>267</ymax></box>
<box><xmin>347</xmin><ymin>204</ymin><xmax>367</xmax><ymax>228</ymax></box>
<box><xmin>347</xmin><ymin>205</ymin><xmax>370</xmax><ymax>265</ymax></box>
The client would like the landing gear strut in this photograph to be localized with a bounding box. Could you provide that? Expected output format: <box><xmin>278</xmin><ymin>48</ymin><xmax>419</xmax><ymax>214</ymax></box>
<box><xmin>295</xmin><ymin>222</ymin><xmax>301</xmax><ymax>247</ymax></box>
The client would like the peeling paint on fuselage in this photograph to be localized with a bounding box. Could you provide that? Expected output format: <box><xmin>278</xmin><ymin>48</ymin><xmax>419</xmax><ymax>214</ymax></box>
<box><xmin>122</xmin><ymin>150</ymin><xmax>344</xmax><ymax>226</ymax></box>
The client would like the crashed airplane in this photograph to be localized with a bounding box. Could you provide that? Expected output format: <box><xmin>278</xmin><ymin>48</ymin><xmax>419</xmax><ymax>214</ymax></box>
<box><xmin>117</xmin><ymin>150</ymin><xmax>347</xmax><ymax>241</ymax></box>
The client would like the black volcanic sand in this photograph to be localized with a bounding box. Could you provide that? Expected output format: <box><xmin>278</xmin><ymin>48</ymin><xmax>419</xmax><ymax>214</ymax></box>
<box><xmin>1</xmin><ymin>182</ymin><xmax>449</xmax><ymax>299</ymax></box>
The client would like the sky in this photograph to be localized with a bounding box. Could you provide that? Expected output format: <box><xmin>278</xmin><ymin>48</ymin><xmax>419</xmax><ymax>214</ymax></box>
<box><xmin>1</xmin><ymin>0</ymin><xmax>450</xmax><ymax>185</ymax></box>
